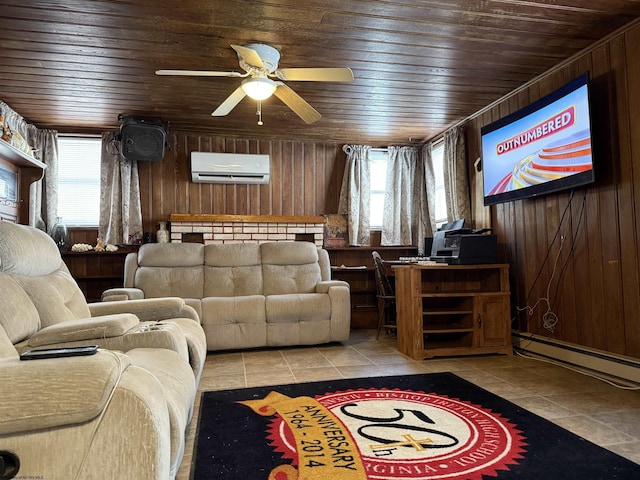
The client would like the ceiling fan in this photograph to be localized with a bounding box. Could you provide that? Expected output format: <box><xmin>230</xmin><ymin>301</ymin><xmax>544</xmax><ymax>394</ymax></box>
<box><xmin>156</xmin><ymin>44</ymin><xmax>354</xmax><ymax>125</ymax></box>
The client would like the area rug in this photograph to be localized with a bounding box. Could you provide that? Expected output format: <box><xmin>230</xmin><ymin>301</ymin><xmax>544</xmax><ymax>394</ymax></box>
<box><xmin>191</xmin><ymin>373</ymin><xmax>640</xmax><ymax>479</ymax></box>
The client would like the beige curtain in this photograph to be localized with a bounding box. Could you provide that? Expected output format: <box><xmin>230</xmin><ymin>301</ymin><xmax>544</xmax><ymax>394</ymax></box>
<box><xmin>99</xmin><ymin>131</ymin><xmax>143</xmax><ymax>245</ymax></box>
<box><xmin>382</xmin><ymin>146</ymin><xmax>435</xmax><ymax>254</ymax></box>
<box><xmin>443</xmin><ymin>126</ymin><xmax>471</xmax><ymax>222</ymax></box>
<box><xmin>27</xmin><ymin>126</ymin><xmax>58</xmax><ymax>231</ymax></box>
<box><xmin>338</xmin><ymin>145</ymin><xmax>371</xmax><ymax>246</ymax></box>
<box><xmin>0</xmin><ymin>101</ymin><xmax>58</xmax><ymax>231</ymax></box>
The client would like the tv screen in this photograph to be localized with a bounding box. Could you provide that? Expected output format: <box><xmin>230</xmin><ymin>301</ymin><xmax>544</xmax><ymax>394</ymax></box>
<box><xmin>481</xmin><ymin>73</ymin><xmax>595</xmax><ymax>206</ymax></box>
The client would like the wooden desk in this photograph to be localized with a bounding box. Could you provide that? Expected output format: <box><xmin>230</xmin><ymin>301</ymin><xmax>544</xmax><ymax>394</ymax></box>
<box><xmin>393</xmin><ymin>263</ymin><xmax>512</xmax><ymax>360</ymax></box>
<box><xmin>327</xmin><ymin>246</ymin><xmax>418</xmax><ymax>328</ymax></box>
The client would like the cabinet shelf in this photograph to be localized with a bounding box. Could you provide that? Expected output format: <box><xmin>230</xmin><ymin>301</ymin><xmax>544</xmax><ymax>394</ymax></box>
<box><xmin>62</xmin><ymin>248</ymin><xmax>138</xmax><ymax>302</ymax></box>
<box><xmin>423</xmin><ymin>327</ymin><xmax>474</xmax><ymax>334</ymax></box>
<box><xmin>0</xmin><ymin>139</ymin><xmax>45</xmax><ymax>168</ymax></box>
<box><xmin>423</xmin><ymin>310</ymin><xmax>473</xmax><ymax>316</ymax></box>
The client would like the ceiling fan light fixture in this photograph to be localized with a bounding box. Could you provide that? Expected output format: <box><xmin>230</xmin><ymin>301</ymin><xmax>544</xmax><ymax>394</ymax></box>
<box><xmin>241</xmin><ymin>77</ymin><xmax>277</xmax><ymax>100</ymax></box>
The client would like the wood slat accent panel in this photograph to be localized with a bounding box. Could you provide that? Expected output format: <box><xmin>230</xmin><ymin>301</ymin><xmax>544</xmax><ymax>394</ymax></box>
<box><xmin>2</xmin><ymin>1</ymin><xmax>640</xmax><ymax>145</ymax></box>
<box><xmin>138</xmin><ymin>133</ymin><xmax>345</xmax><ymax>233</ymax></box>
<box><xmin>465</xmin><ymin>21</ymin><xmax>640</xmax><ymax>359</ymax></box>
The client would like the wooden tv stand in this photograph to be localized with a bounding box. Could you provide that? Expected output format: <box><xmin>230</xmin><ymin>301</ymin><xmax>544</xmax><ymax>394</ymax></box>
<box><xmin>393</xmin><ymin>263</ymin><xmax>512</xmax><ymax>360</ymax></box>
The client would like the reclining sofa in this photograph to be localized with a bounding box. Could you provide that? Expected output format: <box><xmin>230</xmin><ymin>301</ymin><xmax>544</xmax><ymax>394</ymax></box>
<box><xmin>102</xmin><ymin>241</ymin><xmax>351</xmax><ymax>351</ymax></box>
<box><xmin>0</xmin><ymin>221</ymin><xmax>207</xmax><ymax>479</ymax></box>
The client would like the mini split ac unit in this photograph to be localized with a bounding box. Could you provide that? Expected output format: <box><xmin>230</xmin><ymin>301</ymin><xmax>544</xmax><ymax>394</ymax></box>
<box><xmin>190</xmin><ymin>152</ymin><xmax>270</xmax><ymax>184</ymax></box>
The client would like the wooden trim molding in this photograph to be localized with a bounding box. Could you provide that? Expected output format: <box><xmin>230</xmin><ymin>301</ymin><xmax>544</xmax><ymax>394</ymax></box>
<box><xmin>170</xmin><ymin>214</ymin><xmax>326</xmax><ymax>224</ymax></box>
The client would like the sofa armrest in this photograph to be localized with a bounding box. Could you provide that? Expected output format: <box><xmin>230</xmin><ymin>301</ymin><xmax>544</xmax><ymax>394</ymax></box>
<box><xmin>102</xmin><ymin>287</ymin><xmax>145</xmax><ymax>302</ymax></box>
<box><xmin>88</xmin><ymin>297</ymin><xmax>200</xmax><ymax>323</ymax></box>
<box><xmin>321</xmin><ymin>282</ymin><xmax>351</xmax><ymax>342</ymax></box>
<box><xmin>315</xmin><ymin>280</ymin><xmax>350</xmax><ymax>294</ymax></box>
<box><xmin>0</xmin><ymin>351</ymin><xmax>130</xmax><ymax>435</ymax></box>
<box><xmin>27</xmin><ymin>314</ymin><xmax>139</xmax><ymax>347</ymax></box>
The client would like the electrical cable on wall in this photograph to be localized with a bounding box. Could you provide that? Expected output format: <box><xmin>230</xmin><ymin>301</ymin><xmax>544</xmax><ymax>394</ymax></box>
<box><xmin>516</xmin><ymin>235</ymin><xmax>565</xmax><ymax>333</ymax></box>
<box><xmin>514</xmin><ymin>189</ymin><xmax>589</xmax><ymax>339</ymax></box>
<box><xmin>508</xmin><ymin>189</ymin><xmax>640</xmax><ymax>390</ymax></box>
<box><xmin>512</xmin><ymin>189</ymin><xmax>576</xmax><ymax>334</ymax></box>
<box><xmin>551</xmin><ymin>190</ymin><xmax>588</xmax><ymax>309</ymax></box>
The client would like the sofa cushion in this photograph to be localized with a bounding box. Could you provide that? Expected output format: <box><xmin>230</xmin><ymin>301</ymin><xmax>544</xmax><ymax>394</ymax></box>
<box><xmin>135</xmin><ymin>266</ymin><xmax>204</xmax><ymax>299</ymax></box>
<box><xmin>133</xmin><ymin>243</ymin><xmax>205</xmax><ymax>298</ymax></box>
<box><xmin>267</xmin><ymin>320</ymin><xmax>331</xmax><ymax>346</ymax></box>
<box><xmin>0</xmin><ymin>221</ymin><xmax>63</xmax><ymax>276</ymax></box>
<box><xmin>13</xmin><ymin>269</ymin><xmax>91</xmax><ymax>328</ymax></box>
<box><xmin>261</xmin><ymin>242</ymin><xmax>322</xmax><ymax>295</ymax></box>
<box><xmin>200</xmin><ymin>296</ymin><xmax>267</xmax><ymax>350</ymax></box>
<box><xmin>138</xmin><ymin>242</ymin><xmax>204</xmax><ymax>267</ymax></box>
<box><xmin>0</xmin><ymin>274</ymin><xmax>40</xmax><ymax>344</ymax></box>
<box><xmin>204</xmin><ymin>243</ymin><xmax>263</xmax><ymax>297</ymax></box>
<box><xmin>265</xmin><ymin>293</ymin><xmax>331</xmax><ymax>323</ymax></box>
<box><xmin>201</xmin><ymin>296</ymin><xmax>266</xmax><ymax>325</ymax></box>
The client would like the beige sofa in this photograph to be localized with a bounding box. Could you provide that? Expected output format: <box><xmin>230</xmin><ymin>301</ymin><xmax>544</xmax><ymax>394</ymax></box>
<box><xmin>102</xmin><ymin>241</ymin><xmax>351</xmax><ymax>351</ymax></box>
<box><xmin>0</xmin><ymin>221</ymin><xmax>207</xmax><ymax>479</ymax></box>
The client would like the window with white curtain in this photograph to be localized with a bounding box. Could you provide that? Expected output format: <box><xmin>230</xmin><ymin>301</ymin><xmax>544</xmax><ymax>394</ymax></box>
<box><xmin>369</xmin><ymin>146</ymin><xmax>447</xmax><ymax>229</ymax></box>
<box><xmin>57</xmin><ymin>136</ymin><xmax>101</xmax><ymax>226</ymax></box>
<box><xmin>432</xmin><ymin>142</ymin><xmax>447</xmax><ymax>225</ymax></box>
<box><xmin>369</xmin><ymin>149</ymin><xmax>388</xmax><ymax>229</ymax></box>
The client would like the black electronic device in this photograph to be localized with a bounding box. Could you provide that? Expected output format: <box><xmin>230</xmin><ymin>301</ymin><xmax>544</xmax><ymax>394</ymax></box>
<box><xmin>118</xmin><ymin>116</ymin><xmax>166</xmax><ymax>162</ymax></box>
<box><xmin>430</xmin><ymin>229</ymin><xmax>498</xmax><ymax>265</ymax></box>
<box><xmin>481</xmin><ymin>73</ymin><xmax>595</xmax><ymax>206</ymax></box>
<box><xmin>438</xmin><ymin>218</ymin><xmax>465</xmax><ymax>231</ymax></box>
<box><xmin>424</xmin><ymin>236</ymin><xmax>433</xmax><ymax>257</ymax></box>
<box><xmin>19</xmin><ymin>345</ymin><xmax>99</xmax><ymax>361</ymax></box>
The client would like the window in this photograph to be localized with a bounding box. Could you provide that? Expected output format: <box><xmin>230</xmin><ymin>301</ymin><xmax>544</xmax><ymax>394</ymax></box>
<box><xmin>369</xmin><ymin>150</ymin><xmax>388</xmax><ymax>229</ymax></box>
<box><xmin>432</xmin><ymin>142</ymin><xmax>447</xmax><ymax>225</ymax></box>
<box><xmin>368</xmin><ymin>146</ymin><xmax>447</xmax><ymax>229</ymax></box>
<box><xmin>57</xmin><ymin>136</ymin><xmax>101</xmax><ymax>226</ymax></box>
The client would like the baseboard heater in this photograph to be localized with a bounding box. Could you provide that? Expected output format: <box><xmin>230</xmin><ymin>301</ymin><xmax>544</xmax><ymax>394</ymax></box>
<box><xmin>512</xmin><ymin>331</ymin><xmax>640</xmax><ymax>386</ymax></box>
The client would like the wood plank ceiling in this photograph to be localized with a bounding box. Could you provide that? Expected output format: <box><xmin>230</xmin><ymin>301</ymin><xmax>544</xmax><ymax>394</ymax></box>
<box><xmin>1</xmin><ymin>0</ymin><xmax>640</xmax><ymax>146</ymax></box>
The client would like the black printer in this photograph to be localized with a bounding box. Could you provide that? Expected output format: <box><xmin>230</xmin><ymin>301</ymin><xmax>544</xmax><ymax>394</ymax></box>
<box><xmin>430</xmin><ymin>228</ymin><xmax>498</xmax><ymax>265</ymax></box>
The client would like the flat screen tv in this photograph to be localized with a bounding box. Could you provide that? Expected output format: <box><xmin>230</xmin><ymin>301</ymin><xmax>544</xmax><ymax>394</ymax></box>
<box><xmin>481</xmin><ymin>73</ymin><xmax>595</xmax><ymax>206</ymax></box>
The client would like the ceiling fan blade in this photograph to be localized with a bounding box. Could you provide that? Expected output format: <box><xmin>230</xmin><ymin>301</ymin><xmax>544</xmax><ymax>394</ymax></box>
<box><xmin>276</xmin><ymin>67</ymin><xmax>354</xmax><ymax>82</ymax></box>
<box><xmin>212</xmin><ymin>86</ymin><xmax>247</xmax><ymax>116</ymax></box>
<box><xmin>230</xmin><ymin>44</ymin><xmax>264</xmax><ymax>69</ymax></box>
<box><xmin>155</xmin><ymin>69</ymin><xmax>244</xmax><ymax>77</ymax></box>
<box><xmin>273</xmin><ymin>84</ymin><xmax>321</xmax><ymax>124</ymax></box>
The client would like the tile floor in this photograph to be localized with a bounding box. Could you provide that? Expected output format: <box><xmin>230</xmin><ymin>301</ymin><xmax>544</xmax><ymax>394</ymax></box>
<box><xmin>176</xmin><ymin>329</ymin><xmax>640</xmax><ymax>479</ymax></box>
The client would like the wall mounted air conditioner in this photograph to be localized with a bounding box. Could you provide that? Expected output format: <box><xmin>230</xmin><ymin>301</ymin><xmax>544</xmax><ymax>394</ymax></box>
<box><xmin>190</xmin><ymin>152</ymin><xmax>270</xmax><ymax>184</ymax></box>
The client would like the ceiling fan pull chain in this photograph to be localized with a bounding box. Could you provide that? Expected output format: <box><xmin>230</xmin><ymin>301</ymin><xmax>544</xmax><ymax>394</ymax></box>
<box><xmin>257</xmin><ymin>100</ymin><xmax>264</xmax><ymax>126</ymax></box>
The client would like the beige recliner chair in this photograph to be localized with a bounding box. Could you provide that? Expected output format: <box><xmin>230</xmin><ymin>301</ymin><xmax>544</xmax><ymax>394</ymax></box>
<box><xmin>0</xmin><ymin>221</ymin><xmax>207</xmax><ymax>383</ymax></box>
<box><xmin>0</xmin><ymin>221</ymin><xmax>207</xmax><ymax>479</ymax></box>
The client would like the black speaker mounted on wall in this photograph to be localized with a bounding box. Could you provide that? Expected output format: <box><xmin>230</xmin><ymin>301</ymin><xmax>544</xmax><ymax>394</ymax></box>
<box><xmin>118</xmin><ymin>115</ymin><xmax>167</xmax><ymax>162</ymax></box>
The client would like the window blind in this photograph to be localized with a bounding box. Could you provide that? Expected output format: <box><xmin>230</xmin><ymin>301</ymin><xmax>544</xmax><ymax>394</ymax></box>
<box><xmin>57</xmin><ymin>136</ymin><xmax>101</xmax><ymax>226</ymax></box>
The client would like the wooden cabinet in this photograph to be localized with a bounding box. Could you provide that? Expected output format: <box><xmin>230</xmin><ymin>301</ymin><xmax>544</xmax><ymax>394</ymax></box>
<box><xmin>394</xmin><ymin>263</ymin><xmax>511</xmax><ymax>359</ymax></box>
<box><xmin>0</xmin><ymin>139</ymin><xmax>46</xmax><ymax>224</ymax></box>
<box><xmin>326</xmin><ymin>246</ymin><xmax>418</xmax><ymax>329</ymax></box>
<box><xmin>62</xmin><ymin>247</ymin><xmax>139</xmax><ymax>303</ymax></box>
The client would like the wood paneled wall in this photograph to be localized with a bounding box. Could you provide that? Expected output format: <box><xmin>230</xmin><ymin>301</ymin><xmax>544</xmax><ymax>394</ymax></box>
<box><xmin>465</xmin><ymin>22</ymin><xmax>640</xmax><ymax>359</ymax></box>
<box><xmin>137</xmin><ymin>134</ymin><xmax>346</xmax><ymax>231</ymax></box>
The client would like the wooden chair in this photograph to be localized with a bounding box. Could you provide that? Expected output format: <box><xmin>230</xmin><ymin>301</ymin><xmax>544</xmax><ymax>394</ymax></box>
<box><xmin>372</xmin><ymin>251</ymin><xmax>397</xmax><ymax>339</ymax></box>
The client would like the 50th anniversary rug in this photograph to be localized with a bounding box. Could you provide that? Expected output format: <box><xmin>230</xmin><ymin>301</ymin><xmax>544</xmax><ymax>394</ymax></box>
<box><xmin>191</xmin><ymin>373</ymin><xmax>640</xmax><ymax>479</ymax></box>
